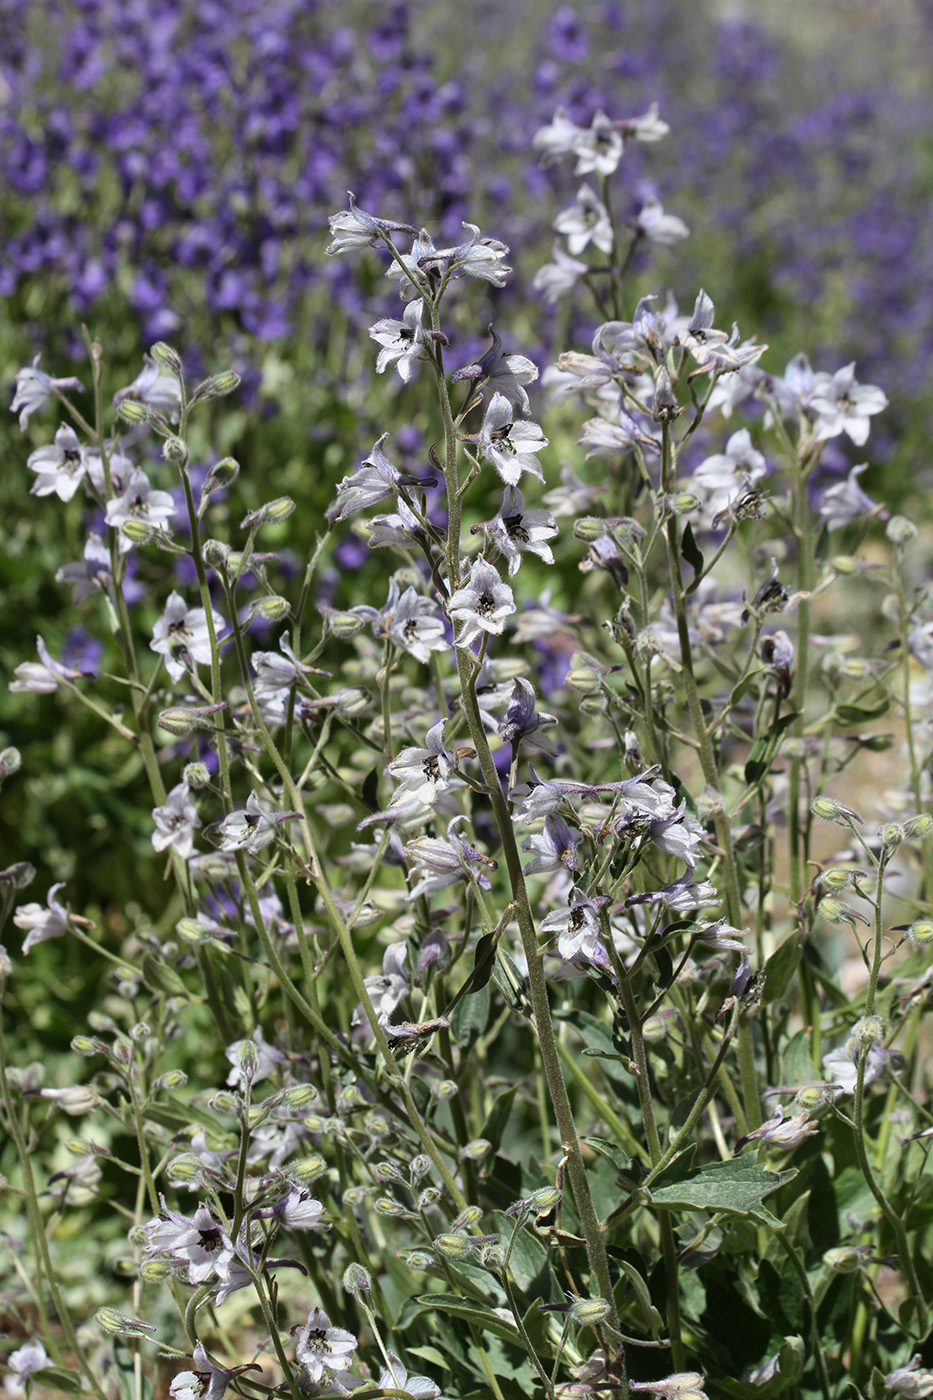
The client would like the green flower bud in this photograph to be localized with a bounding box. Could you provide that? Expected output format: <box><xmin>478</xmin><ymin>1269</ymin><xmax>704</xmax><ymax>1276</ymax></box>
<box><xmin>327</xmin><ymin>611</ymin><xmax>366</xmax><ymax>638</ymax></box>
<box><xmin>410</xmin><ymin>1154</ymin><xmax>432</xmax><ymax>1182</ymax></box>
<box><xmin>853</xmin><ymin>1015</ymin><xmax>884</xmax><ymax>1047</ymax></box>
<box><xmin>153</xmin><ymin>1070</ymin><xmax>188</xmax><ymax>1092</ymax></box>
<box><xmin>573</xmin><ymin>517</ymin><xmax>609</xmax><ymax>542</ymax></box>
<box><xmin>71</xmin><ymin>1036</ymin><xmax>105</xmax><ymax>1057</ymax></box>
<box><xmin>287</xmin><ymin>1155</ymin><xmax>327</xmax><ymax>1186</ymax></box>
<box><xmin>121</xmin><ymin>518</ymin><xmax>156</xmax><ymax>545</ymax></box>
<box><xmin>150</xmin><ymin>342</ymin><xmax>183</xmax><ymax>374</ymax></box>
<box><xmin>403</xmin><ymin>1250</ymin><xmax>434</xmax><ymax>1271</ymax></box>
<box><xmin>375</xmin><ymin>1197</ymin><xmax>411</xmax><ymax>1217</ymax></box>
<box><xmin>820</xmin><ymin>868</ymin><xmax>854</xmax><ymax>892</ymax></box>
<box><xmin>434</xmin><ymin>1079</ymin><xmax>458</xmax><ymax>1100</ymax></box>
<box><xmin>566</xmin><ymin>666</ymin><xmax>602</xmax><ymax>692</ymax></box>
<box><xmin>157</xmin><ymin>704</ymin><xmax>224</xmax><ymax>736</ymax></box>
<box><xmin>374</xmin><ymin>1161</ymin><xmax>404</xmax><ymax>1183</ymax></box>
<box><xmin>580</xmin><ymin>691</ymin><xmax>609</xmax><ymax>715</ymax></box>
<box><xmin>208</xmin><ymin>1090</ymin><xmax>240</xmax><ymax>1115</ymax></box>
<box><xmin>242</xmin><ymin>496</ymin><xmax>296</xmax><ymax>527</ymax></box>
<box><xmin>418</xmin><ymin>1187</ymin><xmax>442</xmax><ymax>1209</ymax></box>
<box><xmin>192</xmin><ymin>370</ymin><xmax>241</xmax><ymax>401</ymax></box>
<box><xmin>570</xmin><ymin>1297</ymin><xmax>611</xmax><ymax>1326</ymax></box>
<box><xmin>182</xmin><ymin>762</ymin><xmax>210</xmax><ymax>790</ymax></box>
<box><xmin>95</xmin><ymin>1307</ymin><xmax>156</xmax><ymax>1337</ymax></box>
<box><xmin>452</xmin><ymin>1205</ymin><xmax>483</xmax><ymax>1229</ymax></box>
<box><xmin>0</xmin><ymin>747</ymin><xmax>22</xmax><ymax>782</ymax></box>
<box><xmin>202</xmin><ymin>538</ymin><xmax>231</xmax><ymax>571</ymax></box>
<box><xmin>162</xmin><ymin>435</ymin><xmax>187</xmax><ymax>462</ymax></box>
<box><xmin>342</xmin><ymin>1262</ymin><xmax>372</xmax><ymax>1297</ymax></box>
<box><xmin>811</xmin><ymin>797</ymin><xmax>861</xmax><ymax>825</ymax></box>
<box><xmin>794</xmin><ymin>1085</ymin><xmax>831</xmax><ymax>1111</ymax></box>
<box><xmin>139</xmin><ymin>1258</ymin><xmax>177</xmax><ymax>1283</ymax></box>
<box><xmin>823</xmin><ymin>1245</ymin><xmax>865</xmax><ymax>1274</ymax></box>
<box><xmin>886</xmin><ymin>515</ymin><xmax>917</xmax><ymax>545</ymax></box>
<box><xmin>281</xmin><ymin>1083</ymin><xmax>317</xmax><ymax>1109</ymax></box>
<box><xmin>248</xmin><ymin>595</ymin><xmax>291</xmax><ymax>623</ymax></box>
<box><xmin>879</xmin><ymin>822</ymin><xmax>904</xmax><ymax>849</ymax></box>
<box><xmin>907</xmin><ymin>920</ymin><xmax>933</xmax><ymax>947</ymax></box>
<box><xmin>433</xmin><ymin>1232</ymin><xmax>473</xmax><ymax>1261</ymax></box>
<box><xmin>116</xmin><ymin>400</ymin><xmax>151</xmax><ymax>425</ymax></box>
<box><xmin>904</xmin><ymin>814</ymin><xmax>933</xmax><ymax>840</ymax></box>
<box><xmin>831</xmin><ymin>555</ymin><xmax>860</xmax><ymax>575</ymax></box>
<box><xmin>460</xmin><ymin>1138</ymin><xmax>491</xmax><ymax>1161</ymax></box>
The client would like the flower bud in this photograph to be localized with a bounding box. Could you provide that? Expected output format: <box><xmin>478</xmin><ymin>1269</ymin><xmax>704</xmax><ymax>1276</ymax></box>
<box><xmin>879</xmin><ymin>822</ymin><xmax>904</xmax><ymax>850</ymax></box>
<box><xmin>208</xmin><ymin>1090</ymin><xmax>240</xmax><ymax>1114</ymax></box>
<box><xmin>95</xmin><ymin>1307</ymin><xmax>157</xmax><ymax>1337</ymax></box>
<box><xmin>375</xmin><ymin>1197</ymin><xmax>412</xmax><ymax>1218</ymax></box>
<box><xmin>166</xmin><ymin>1153</ymin><xmax>203</xmax><ymax>1187</ymax></box>
<box><xmin>460</xmin><ymin>1138</ymin><xmax>491</xmax><ymax>1161</ymax></box>
<box><xmin>403</xmin><ymin>1250</ymin><xmax>435</xmax><ymax>1271</ymax></box>
<box><xmin>327</xmin><ymin>610</ymin><xmax>366</xmax><ymax>638</ymax></box>
<box><xmin>793</xmin><ymin>1085</ymin><xmax>831</xmax><ymax>1112</ymax></box>
<box><xmin>410</xmin><ymin>1154</ymin><xmax>432</xmax><ymax>1183</ymax></box>
<box><xmin>823</xmin><ymin>1245</ymin><xmax>866</xmax><ymax>1274</ymax></box>
<box><xmin>241</xmin><ymin>497</ymin><xmax>296</xmax><ymax>528</ymax></box>
<box><xmin>248</xmin><ymin>595</ymin><xmax>291</xmax><ymax>623</ymax></box>
<box><xmin>573</xmin><ymin>517</ymin><xmax>609</xmax><ymax>542</ymax></box>
<box><xmin>0</xmin><ymin>861</ymin><xmax>35</xmax><ymax>889</ymax></box>
<box><xmin>288</xmin><ymin>1154</ymin><xmax>327</xmax><ymax>1186</ymax></box>
<box><xmin>580</xmin><ymin>691</ymin><xmax>609</xmax><ymax>715</ymax></box>
<box><xmin>831</xmin><ymin>554</ymin><xmax>860</xmax><ymax>575</ymax></box>
<box><xmin>434</xmin><ymin>1079</ymin><xmax>458</xmax><ymax>1100</ymax></box>
<box><xmin>139</xmin><ymin>1258</ymin><xmax>178</xmax><ymax>1284</ymax></box>
<box><xmin>820</xmin><ymin>868</ymin><xmax>854</xmax><ymax>892</ymax></box>
<box><xmin>153</xmin><ymin>1069</ymin><xmax>188</xmax><ymax>1092</ymax></box>
<box><xmin>886</xmin><ymin>515</ymin><xmax>917</xmax><ymax>544</ymax></box>
<box><xmin>433</xmin><ymin>1232</ymin><xmax>473</xmax><ymax>1261</ymax></box>
<box><xmin>116</xmin><ymin>400</ymin><xmax>151</xmax><ymax>425</ymax></box>
<box><xmin>811</xmin><ymin>797</ymin><xmax>861</xmax><ymax>825</ymax></box>
<box><xmin>566</xmin><ymin>665</ymin><xmax>602</xmax><ymax>692</ymax></box>
<box><xmin>71</xmin><ymin>1036</ymin><xmax>107</xmax><ymax>1057</ymax></box>
<box><xmin>904</xmin><ymin>814</ymin><xmax>933</xmax><ymax>840</ymax></box>
<box><xmin>907</xmin><ymin>920</ymin><xmax>933</xmax><ymax>947</ymax></box>
<box><xmin>280</xmin><ymin>1083</ymin><xmax>316</xmax><ymax>1110</ymax></box>
<box><xmin>342</xmin><ymin>1262</ymin><xmax>372</xmax><ymax>1297</ymax></box>
<box><xmin>202</xmin><ymin>457</ymin><xmax>240</xmax><ymax>496</ymax></box>
<box><xmin>162</xmin><ymin>435</ymin><xmax>187</xmax><ymax>462</ymax></box>
<box><xmin>157</xmin><ymin>704</ymin><xmax>224</xmax><ymax>736</ymax></box>
<box><xmin>451</xmin><ymin>1205</ymin><xmax>483</xmax><ymax>1230</ymax></box>
<box><xmin>333</xmin><ymin>686</ymin><xmax>372</xmax><ymax>718</ymax></box>
<box><xmin>150</xmin><ymin>342</ymin><xmax>183</xmax><ymax>375</ymax></box>
<box><xmin>0</xmin><ymin>747</ymin><xmax>22</xmax><ymax>782</ymax></box>
<box><xmin>418</xmin><ymin>1187</ymin><xmax>442</xmax><ymax>1209</ymax></box>
<box><xmin>182</xmin><ymin>762</ymin><xmax>211</xmax><ymax>790</ymax></box>
<box><xmin>121</xmin><ymin>518</ymin><xmax>157</xmax><ymax>545</ymax></box>
<box><xmin>853</xmin><ymin>1015</ymin><xmax>884</xmax><ymax>1048</ymax></box>
<box><xmin>193</xmin><ymin>370</ymin><xmax>241</xmax><ymax>401</ymax></box>
<box><xmin>570</xmin><ymin>1297</ymin><xmax>611</xmax><ymax>1326</ymax></box>
<box><xmin>202</xmin><ymin>539</ymin><xmax>231</xmax><ymax>571</ymax></box>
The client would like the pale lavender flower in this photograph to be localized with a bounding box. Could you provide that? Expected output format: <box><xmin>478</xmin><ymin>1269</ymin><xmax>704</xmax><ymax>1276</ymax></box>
<box><xmin>657</xmin><ymin>878</ymin><xmax>721</xmax><ymax>913</ymax></box>
<box><xmin>369</xmin><ymin>299</ymin><xmax>426</xmax><ymax>382</ymax></box>
<box><xmin>736</xmin><ymin>1106</ymin><xmax>819</xmax><ymax>1152</ymax></box>
<box><xmin>13</xmin><ymin>882</ymin><xmax>69</xmax><ymax>955</ymax></box>
<box><xmin>885</xmin><ymin>1357</ymin><xmax>933</xmax><ymax>1398</ymax></box>
<box><xmin>385</xmin><ymin>228</ymin><xmax>438</xmax><ymax>299</ymax></box>
<box><xmin>822</xmin><ymin>1035</ymin><xmax>894</xmax><ymax>1095</ymax></box>
<box><xmin>499</xmin><ymin>677</ymin><xmax>557</xmax><ymax>753</ymax></box>
<box><xmin>477</xmin><ymin>393</ymin><xmax>548</xmax><ymax>486</ymax></box>
<box><xmin>580</xmin><ymin>409</ymin><xmax>658</xmax><ymax>458</ymax></box>
<box><xmin>355</xmin><ymin>943</ymin><xmax>410</xmax><ymax>1024</ymax></box>
<box><xmin>145</xmin><ymin>1200</ymin><xmax>234</xmax><ymax>1284</ymax></box>
<box><xmin>377</xmin><ymin>1352</ymin><xmax>441</xmax><ymax>1399</ymax></box>
<box><xmin>11</xmin><ymin>357</ymin><xmax>83</xmax><ymax>430</ymax></box>
<box><xmin>386</xmin><ymin>720</ymin><xmax>455</xmax><ymax>808</ymax></box>
<box><xmin>27</xmin><ymin>424</ymin><xmax>88</xmax><ymax>501</ymax></box>
<box><xmin>55</xmin><ymin>532</ymin><xmax>113</xmax><ymax>603</ymax></box>
<box><xmin>693</xmin><ymin>428</ymin><xmax>768</xmax><ymax>517</ymax></box>
<box><xmin>5</xmin><ymin>1339</ymin><xmax>49</xmax><ymax>1395</ymax></box>
<box><xmin>447</xmin><ymin>557</ymin><xmax>516</xmax><ymax>647</ymax></box>
<box><xmin>635</xmin><ymin>196</ymin><xmax>689</xmax><ymax>246</ymax></box>
<box><xmin>406</xmin><ymin>817</ymin><xmax>494</xmax><ymax>900</ymax></box>
<box><xmin>351</xmin><ymin>577</ymin><xmax>447</xmax><ymax>663</ymax></box>
<box><xmin>113</xmin><ymin>357</ymin><xmax>182</xmax><ymax>420</ymax></box>
<box><xmin>541</xmin><ymin>888</ymin><xmax>608</xmax><ymax>961</ymax></box>
<box><xmin>445</xmin><ymin>223</ymin><xmax>512</xmax><ymax>285</ymax></box>
<box><xmin>810</xmin><ymin>363</ymin><xmax>888</xmax><ymax>445</ymax></box>
<box><xmin>328</xmin><ymin>435</ymin><xmax>401</xmax><ymax>521</ymax></box>
<box><xmin>85</xmin><ymin>443</ymin><xmax>134</xmax><ymax>498</ymax></box>
<box><xmin>218</xmin><ymin>792</ymin><xmax>298</xmax><ymax>854</ymax></box>
<box><xmin>272</xmin><ymin>1188</ymin><xmax>328</xmax><ymax>1231</ymax></box>
<box><xmin>483</xmin><ymin>485</ymin><xmax>557</xmax><ymax>576</ymax></box>
<box><xmin>152</xmin><ymin>784</ymin><xmax>201</xmax><ymax>859</ymax></box>
<box><xmin>533</xmin><ymin>107</ymin><xmax>583</xmax><ymax>165</ymax></box>
<box><xmin>572</xmin><ymin>110</ymin><xmax>625</xmax><ymax>177</ymax></box>
<box><xmin>511</xmin><ymin>767</ymin><xmax>564</xmax><ymax>822</ymax></box>
<box><xmin>649</xmin><ymin>807</ymin><xmax>706</xmax><ymax>868</ymax></box>
<box><xmin>451</xmin><ymin>326</ymin><xmax>537</xmax><ymax>413</ymax></box>
<box><xmin>10</xmin><ymin>636</ymin><xmax>85</xmax><ymax>693</ymax></box>
<box><xmin>294</xmin><ymin>1306</ymin><xmax>358</xmax><ymax>1385</ymax></box>
<box><xmin>170</xmin><ymin>1342</ymin><xmax>232</xmax><ymax>1400</ymax></box>
<box><xmin>367</xmin><ymin>496</ymin><xmax>424</xmax><ymax>550</ymax></box>
<box><xmin>326</xmin><ymin>193</ymin><xmax>389</xmax><ymax>254</ymax></box>
<box><xmin>629</xmin><ymin>102</ymin><xmax>670</xmax><ymax>143</ymax></box>
<box><xmin>151</xmin><ymin>591</ymin><xmax>227</xmax><ymax>683</ymax></box>
<box><xmin>105</xmin><ymin>468</ymin><xmax>176</xmax><ymax>551</ymax></box>
<box><xmin>521</xmin><ymin>814</ymin><xmax>583</xmax><ymax>875</ymax></box>
<box><xmin>818</xmin><ymin>463</ymin><xmax>883</xmax><ymax>530</ymax></box>
<box><xmin>532</xmin><ymin>242</ymin><xmax>589</xmax><ymax>304</ymax></box>
<box><xmin>554</xmin><ymin>186</ymin><xmax>614</xmax><ymax>256</ymax></box>
<box><xmin>677</xmin><ymin>290</ymin><xmax>731</xmax><ymax>366</ymax></box>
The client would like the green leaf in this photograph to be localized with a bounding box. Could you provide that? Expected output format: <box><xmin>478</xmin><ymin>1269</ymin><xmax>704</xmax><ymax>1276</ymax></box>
<box><xmin>495</xmin><ymin>1211</ymin><xmax>549</xmax><ymax>1291</ymax></box>
<box><xmin>762</xmin><ymin>933</ymin><xmax>804</xmax><ymax>1005</ymax></box>
<box><xmin>491</xmin><ymin>949</ymin><xmax>525</xmax><ymax>1010</ymax></box>
<box><xmin>646</xmin><ymin>1156</ymin><xmax>797</xmax><ymax>1226</ymax></box>
<box><xmin>833</xmin><ymin>698</ymin><xmax>890</xmax><ymax>725</ymax></box>
<box><xmin>616</xmin><ymin>1258</ymin><xmax>664</xmax><ymax>1336</ymax></box>
<box><xmin>413</xmin><ymin>1293</ymin><xmax>521</xmax><ymax>1343</ymax></box>
<box><xmin>30</xmin><ymin>1367</ymin><xmax>85</xmax><ymax>1393</ymax></box>
<box><xmin>581</xmin><ymin>1136</ymin><xmax>632</xmax><ymax>1176</ymax></box>
<box><xmin>745</xmin><ymin>712</ymin><xmax>800</xmax><ymax>785</ymax></box>
<box><xmin>481</xmin><ymin>1084</ymin><xmax>520</xmax><ymax>1156</ymax></box>
<box><xmin>141</xmin><ymin>952</ymin><xmax>191</xmax><ymax>998</ymax></box>
<box><xmin>450</xmin><ymin>981</ymin><xmax>490</xmax><ymax>1047</ymax></box>
<box><xmin>682</xmin><ymin>522</ymin><xmax>705</xmax><ymax>577</ymax></box>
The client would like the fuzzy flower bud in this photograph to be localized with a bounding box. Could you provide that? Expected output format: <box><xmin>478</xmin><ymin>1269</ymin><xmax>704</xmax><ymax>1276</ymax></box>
<box><xmin>202</xmin><ymin>457</ymin><xmax>240</xmax><ymax>496</ymax></box>
<box><xmin>853</xmin><ymin>1015</ymin><xmax>884</xmax><ymax>1048</ymax></box>
<box><xmin>569</xmin><ymin>1297</ymin><xmax>612</xmax><ymax>1326</ymax></box>
<box><xmin>182</xmin><ymin>762</ymin><xmax>211</xmax><ymax>790</ymax></box>
<box><xmin>241</xmin><ymin>496</ymin><xmax>296</xmax><ymax>528</ymax></box>
<box><xmin>879</xmin><ymin>822</ymin><xmax>905</xmax><ymax>849</ymax></box>
<box><xmin>202</xmin><ymin>538</ymin><xmax>231</xmax><ymax>571</ymax></box>
<box><xmin>343</xmin><ymin>1262</ymin><xmax>372</xmax><ymax>1298</ymax></box>
<box><xmin>0</xmin><ymin>747</ymin><xmax>22</xmax><ymax>782</ymax></box>
<box><xmin>193</xmin><ymin>370</ymin><xmax>241</xmax><ymax>401</ymax></box>
<box><xmin>434</xmin><ymin>1080</ymin><xmax>459</xmax><ymax>1100</ymax></box>
<box><xmin>165</xmin><ymin>1153</ymin><xmax>203</xmax><ymax>1187</ymax></box>
<box><xmin>248</xmin><ymin>595</ymin><xmax>291</xmax><ymax>623</ymax></box>
<box><xmin>139</xmin><ymin>1258</ymin><xmax>178</xmax><ymax>1284</ymax></box>
<box><xmin>433</xmin><ymin>1232</ymin><xmax>473</xmax><ymax>1261</ymax></box>
<box><xmin>811</xmin><ymin>797</ymin><xmax>862</xmax><ymax>825</ymax></box>
<box><xmin>460</xmin><ymin>1138</ymin><xmax>492</xmax><ymax>1161</ymax></box>
<box><xmin>162</xmin><ymin>435</ymin><xmax>187</xmax><ymax>462</ymax></box>
<box><xmin>907</xmin><ymin>920</ymin><xmax>933</xmax><ymax>947</ymax></box>
<box><xmin>886</xmin><ymin>515</ymin><xmax>918</xmax><ymax>545</ymax></box>
<box><xmin>904</xmin><ymin>815</ymin><xmax>933</xmax><ymax>840</ymax></box>
<box><xmin>116</xmin><ymin>400</ymin><xmax>152</xmax><ymax>425</ymax></box>
<box><xmin>823</xmin><ymin>1245</ymin><xmax>868</xmax><ymax>1274</ymax></box>
<box><xmin>95</xmin><ymin>1307</ymin><xmax>157</xmax><ymax>1337</ymax></box>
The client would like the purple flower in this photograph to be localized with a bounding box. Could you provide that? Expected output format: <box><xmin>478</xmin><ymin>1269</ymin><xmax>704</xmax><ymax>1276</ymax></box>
<box><xmin>328</xmin><ymin>434</ymin><xmax>401</xmax><ymax>521</ymax></box>
<box><xmin>11</xmin><ymin>357</ymin><xmax>83</xmax><ymax>429</ymax></box>
<box><xmin>13</xmin><ymin>882</ymin><xmax>68</xmax><ymax>953</ymax></box>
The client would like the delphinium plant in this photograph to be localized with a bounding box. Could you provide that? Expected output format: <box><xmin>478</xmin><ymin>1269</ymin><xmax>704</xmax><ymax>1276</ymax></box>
<box><xmin>2</xmin><ymin>102</ymin><xmax>933</xmax><ymax>1400</ymax></box>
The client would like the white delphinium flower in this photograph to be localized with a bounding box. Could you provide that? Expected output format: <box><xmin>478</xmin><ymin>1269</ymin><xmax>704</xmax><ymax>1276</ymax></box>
<box><xmin>541</xmin><ymin>888</ymin><xmax>608</xmax><ymax>962</ymax></box>
<box><xmin>385</xmin><ymin>227</ymin><xmax>438</xmax><ymax>298</ymax></box>
<box><xmin>326</xmin><ymin>192</ymin><xmax>390</xmax><ymax>254</ymax></box>
<box><xmin>885</xmin><ymin>1357</ymin><xmax>933</xmax><ymax>1399</ymax></box>
<box><xmin>451</xmin><ymin>326</ymin><xmax>538</xmax><ymax>413</ymax></box>
<box><xmin>152</xmin><ymin>784</ymin><xmax>201</xmax><ymax>860</ymax></box>
<box><xmin>377</xmin><ymin>1351</ymin><xmax>442</xmax><ymax>1399</ymax></box>
<box><xmin>386</xmin><ymin>720</ymin><xmax>455</xmax><ymax>808</ymax></box>
<box><xmin>169</xmin><ymin>1342</ymin><xmax>233</xmax><ymax>1400</ymax></box>
<box><xmin>818</xmin><ymin>463</ymin><xmax>883</xmax><ymax>530</ymax></box>
<box><xmin>85</xmin><ymin>443</ymin><xmax>134</xmax><ymax>497</ymax></box>
<box><xmin>151</xmin><ymin>591</ymin><xmax>227</xmax><ymax>683</ymax></box>
<box><xmin>351</xmin><ymin>576</ymin><xmax>447</xmax><ymax>663</ymax></box>
<box><xmin>272</xmin><ymin>1188</ymin><xmax>328</xmax><ymax>1230</ymax></box>
<box><xmin>533</xmin><ymin>242</ymin><xmax>589</xmax><ymax>304</ymax></box>
<box><xmin>736</xmin><ymin>1106</ymin><xmax>819</xmax><ymax>1152</ymax></box>
<box><xmin>354</xmin><ymin>943</ymin><xmax>410</xmax><ymax>1026</ymax></box>
<box><xmin>113</xmin><ymin>356</ymin><xmax>182</xmax><ymax>420</ymax></box>
<box><xmin>5</xmin><ymin>1339</ymin><xmax>49</xmax><ymax>1396</ymax></box>
<box><xmin>572</xmin><ymin>109</ymin><xmax>625</xmax><ymax>177</ymax></box>
<box><xmin>369</xmin><ymin>298</ymin><xmax>426</xmax><ymax>382</ymax></box>
<box><xmin>533</xmin><ymin>107</ymin><xmax>583</xmax><ymax>164</ymax></box>
<box><xmin>810</xmin><ymin>362</ymin><xmax>887</xmax><ymax>445</ymax></box>
<box><xmin>27</xmin><ymin>424</ymin><xmax>88</xmax><ymax>500</ymax></box>
<box><xmin>521</xmin><ymin>814</ymin><xmax>583</xmax><ymax>875</ymax></box>
<box><xmin>367</xmin><ymin>495</ymin><xmax>423</xmax><ymax>550</ymax></box>
<box><xmin>554</xmin><ymin>185</ymin><xmax>614</xmax><ymax>256</ymax></box>
<box><xmin>634</xmin><ymin>195</ymin><xmax>689</xmax><ymax>246</ymax></box>
<box><xmin>10</xmin><ymin>636</ymin><xmax>85</xmax><ymax>693</ymax></box>
<box><xmin>446</xmin><ymin>222</ymin><xmax>512</xmax><ymax>285</ymax></box>
<box><xmin>649</xmin><ymin>807</ymin><xmax>706</xmax><ymax>868</ymax></box>
<box><xmin>144</xmin><ymin>1200</ymin><xmax>234</xmax><ymax>1285</ymax></box>
<box><xmin>294</xmin><ymin>1306</ymin><xmax>358</xmax><ymax>1386</ymax></box>
<box><xmin>483</xmin><ymin>485</ymin><xmax>557</xmax><ymax>576</ymax></box>
<box><xmin>692</xmin><ymin>428</ymin><xmax>767</xmax><ymax>518</ymax></box>
<box><xmin>105</xmin><ymin>468</ymin><xmax>176</xmax><ymax>551</ymax></box>
<box><xmin>328</xmin><ymin>434</ymin><xmax>401</xmax><ymax>521</ymax></box>
<box><xmin>217</xmin><ymin>792</ymin><xmax>298</xmax><ymax>854</ymax></box>
<box><xmin>10</xmin><ymin>356</ymin><xmax>83</xmax><ymax>429</ymax></box>
<box><xmin>406</xmin><ymin>816</ymin><xmax>494</xmax><ymax>900</ymax></box>
<box><xmin>55</xmin><ymin>532</ymin><xmax>113</xmax><ymax>603</ymax></box>
<box><xmin>447</xmin><ymin>557</ymin><xmax>516</xmax><ymax>647</ymax></box>
<box><xmin>477</xmin><ymin>393</ymin><xmax>548</xmax><ymax>485</ymax></box>
<box><xmin>12</xmin><ymin>882</ymin><xmax>69</xmax><ymax>955</ymax></box>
